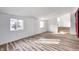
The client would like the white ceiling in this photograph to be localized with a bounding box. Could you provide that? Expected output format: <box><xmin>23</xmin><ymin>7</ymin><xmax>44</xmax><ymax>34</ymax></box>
<box><xmin>0</xmin><ymin>7</ymin><xmax>76</xmax><ymax>20</ymax></box>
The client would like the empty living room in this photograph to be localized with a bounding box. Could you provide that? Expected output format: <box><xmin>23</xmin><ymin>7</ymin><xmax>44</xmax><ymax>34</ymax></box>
<box><xmin>0</xmin><ymin>7</ymin><xmax>79</xmax><ymax>51</ymax></box>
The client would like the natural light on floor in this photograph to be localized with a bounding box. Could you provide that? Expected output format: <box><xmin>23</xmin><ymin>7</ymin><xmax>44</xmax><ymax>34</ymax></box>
<box><xmin>59</xmin><ymin>31</ymin><xmax>66</xmax><ymax>34</ymax></box>
<box><xmin>35</xmin><ymin>38</ymin><xmax>60</xmax><ymax>44</ymax></box>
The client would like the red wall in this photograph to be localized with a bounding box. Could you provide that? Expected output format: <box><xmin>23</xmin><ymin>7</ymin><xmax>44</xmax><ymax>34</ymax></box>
<box><xmin>75</xmin><ymin>9</ymin><xmax>79</xmax><ymax>38</ymax></box>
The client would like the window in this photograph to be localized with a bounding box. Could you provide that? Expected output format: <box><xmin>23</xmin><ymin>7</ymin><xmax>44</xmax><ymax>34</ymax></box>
<box><xmin>57</xmin><ymin>17</ymin><xmax>60</xmax><ymax>26</ymax></box>
<box><xmin>17</xmin><ymin>20</ymin><xmax>24</xmax><ymax>30</ymax></box>
<box><xmin>40</xmin><ymin>21</ymin><xmax>44</xmax><ymax>28</ymax></box>
<box><xmin>10</xmin><ymin>18</ymin><xmax>24</xmax><ymax>31</ymax></box>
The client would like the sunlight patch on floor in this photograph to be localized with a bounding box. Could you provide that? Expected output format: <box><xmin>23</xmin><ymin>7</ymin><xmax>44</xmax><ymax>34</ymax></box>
<box><xmin>35</xmin><ymin>38</ymin><xmax>60</xmax><ymax>44</ymax></box>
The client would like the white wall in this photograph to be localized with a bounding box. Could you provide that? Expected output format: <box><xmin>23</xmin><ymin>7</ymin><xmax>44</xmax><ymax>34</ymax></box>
<box><xmin>47</xmin><ymin>13</ymin><xmax>72</xmax><ymax>34</ymax></box>
<box><xmin>70</xmin><ymin>13</ymin><xmax>76</xmax><ymax>35</ymax></box>
<box><xmin>58</xmin><ymin>13</ymin><xmax>71</xmax><ymax>27</ymax></box>
<box><xmin>0</xmin><ymin>12</ymin><xmax>48</xmax><ymax>45</ymax></box>
<box><xmin>58</xmin><ymin>13</ymin><xmax>76</xmax><ymax>35</ymax></box>
<box><xmin>47</xmin><ymin>18</ymin><xmax>58</xmax><ymax>33</ymax></box>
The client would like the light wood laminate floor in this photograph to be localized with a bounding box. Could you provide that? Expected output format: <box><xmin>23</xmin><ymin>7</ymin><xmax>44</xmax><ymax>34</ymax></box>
<box><xmin>0</xmin><ymin>32</ymin><xmax>79</xmax><ymax>51</ymax></box>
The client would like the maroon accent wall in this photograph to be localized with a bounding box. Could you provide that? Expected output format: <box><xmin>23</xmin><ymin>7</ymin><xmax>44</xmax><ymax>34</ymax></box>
<box><xmin>75</xmin><ymin>8</ymin><xmax>79</xmax><ymax>38</ymax></box>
